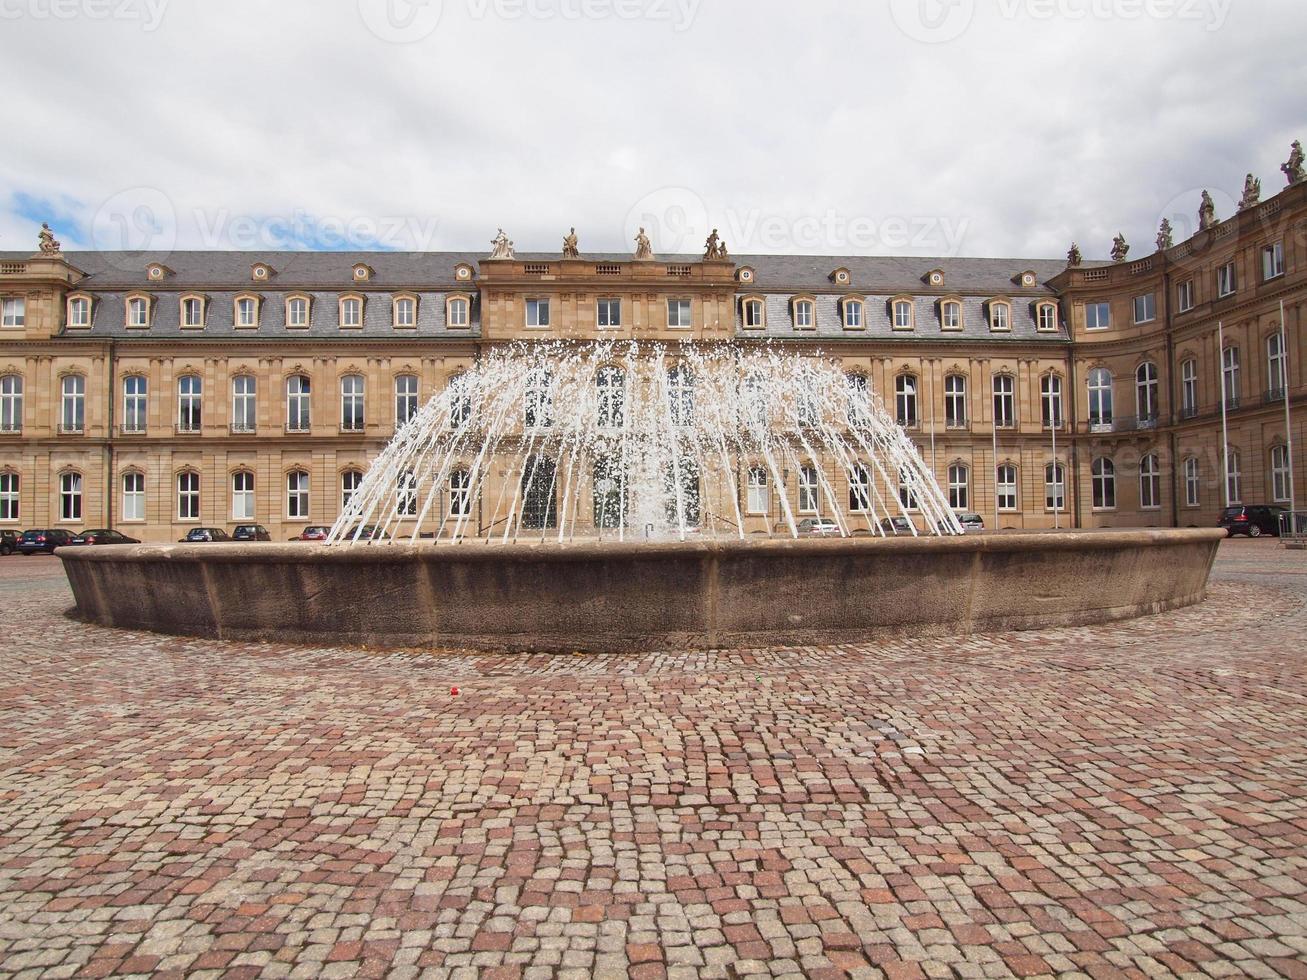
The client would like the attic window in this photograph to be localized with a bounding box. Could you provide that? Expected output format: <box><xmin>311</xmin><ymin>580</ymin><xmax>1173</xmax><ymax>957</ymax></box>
<box><xmin>352</xmin><ymin>264</ymin><xmax>372</xmax><ymax>282</ymax></box>
<box><xmin>147</xmin><ymin>264</ymin><xmax>168</xmax><ymax>281</ymax></box>
<box><xmin>252</xmin><ymin>264</ymin><xmax>272</xmax><ymax>281</ymax></box>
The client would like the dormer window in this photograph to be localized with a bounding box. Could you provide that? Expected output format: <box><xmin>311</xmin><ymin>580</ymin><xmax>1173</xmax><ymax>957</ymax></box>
<box><xmin>1014</xmin><ymin>270</ymin><xmax>1037</xmax><ymax>288</ymax></box>
<box><xmin>891</xmin><ymin>298</ymin><xmax>914</xmax><ymax>331</ymax></box>
<box><xmin>988</xmin><ymin>300</ymin><xmax>1011</xmax><ymax>332</ymax></box>
<box><xmin>923</xmin><ymin>268</ymin><xmax>945</xmax><ymax>288</ymax></box>
<box><xmin>146</xmin><ymin>263</ymin><xmax>171</xmax><ymax>281</ymax></box>
<box><xmin>126</xmin><ymin>295</ymin><xmax>151</xmax><ymax>328</ymax></box>
<box><xmin>447</xmin><ymin>295</ymin><xmax>470</xmax><ymax>329</ymax></box>
<box><xmin>830</xmin><ymin>267</ymin><xmax>851</xmax><ymax>286</ymax></box>
<box><xmin>842</xmin><ymin>297</ymin><xmax>864</xmax><ymax>330</ymax></box>
<box><xmin>234</xmin><ymin>295</ymin><xmax>260</xmax><ymax>329</ymax></box>
<box><xmin>1036</xmin><ymin>302</ymin><xmax>1059</xmax><ymax>332</ymax></box>
<box><xmin>393</xmin><ymin>295</ymin><xmax>417</xmax><ymax>329</ymax></box>
<box><xmin>251</xmin><ymin>263</ymin><xmax>273</xmax><ymax>281</ymax></box>
<box><xmin>736</xmin><ymin>266</ymin><xmax>756</xmax><ymax>284</ymax></box>
<box><xmin>352</xmin><ymin>263</ymin><xmax>373</xmax><ymax>282</ymax></box>
<box><xmin>454</xmin><ymin>263</ymin><xmax>474</xmax><ymax>283</ymax></box>
<box><xmin>180</xmin><ymin>295</ymin><xmax>206</xmax><ymax>328</ymax></box>
<box><xmin>339</xmin><ymin>295</ymin><xmax>364</xmax><ymax>329</ymax></box>
<box><xmin>67</xmin><ymin>295</ymin><xmax>91</xmax><ymax>329</ymax></box>
<box><xmin>742</xmin><ymin>297</ymin><xmax>765</xmax><ymax>330</ymax></box>
<box><xmin>940</xmin><ymin>299</ymin><xmax>963</xmax><ymax>331</ymax></box>
<box><xmin>286</xmin><ymin>295</ymin><xmax>310</xmax><ymax>329</ymax></box>
<box><xmin>793</xmin><ymin>298</ymin><xmax>815</xmax><ymax>330</ymax></box>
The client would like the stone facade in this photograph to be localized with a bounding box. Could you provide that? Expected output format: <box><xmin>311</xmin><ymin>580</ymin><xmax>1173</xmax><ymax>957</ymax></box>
<box><xmin>0</xmin><ymin>180</ymin><xmax>1304</xmax><ymax>542</ymax></box>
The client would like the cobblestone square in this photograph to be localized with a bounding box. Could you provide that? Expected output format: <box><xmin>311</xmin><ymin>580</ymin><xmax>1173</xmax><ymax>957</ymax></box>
<box><xmin>1</xmin><ymin>540</ymin><xmax>1305</xmax><ymax>978</ymax></box>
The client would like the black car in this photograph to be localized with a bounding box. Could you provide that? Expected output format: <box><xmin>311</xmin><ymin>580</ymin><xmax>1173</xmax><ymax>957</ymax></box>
<box><xmin>1219</xmin><ymin>505</ymin><xmax>1287</xmax><ymax>538</ymax></box>
<box><xmin>68</xmin><ymin>529</ymin><xmax>142</xmax><ymax>546</ymax></box>
<box><xmin>179</xmin><ymin>527</ymin><xmax>231</xmax><ymax>543</ymax></box>
<box><xmin>0</xmin><ymin>530</ymin><xmax>17</xmax><ymax>556</ymax></box>
<box><xmin>18</xmin><ymin>529</ymin><xmax>76</xmax><ymax>554</ymax></box>
<box><xmin>231</xmin><ymin>524</ymin><xmax>271</xmax><ymax>542</ymax></box>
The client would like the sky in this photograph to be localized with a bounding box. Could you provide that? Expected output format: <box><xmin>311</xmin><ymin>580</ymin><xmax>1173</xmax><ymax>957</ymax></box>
<box><xmin>0</xmin><ymin>0</ymin><xmax>1303</xmax><ymax>261</ymax></box>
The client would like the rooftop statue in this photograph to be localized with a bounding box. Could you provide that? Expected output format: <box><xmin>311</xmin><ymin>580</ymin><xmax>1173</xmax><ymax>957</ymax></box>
<box><xmin>1198</xmin><ymin>190</ymin><xmax>1217</xmax><ymax>231</ymax></box>
<box><xmin>704</xmin><ymin>228</ymin><xmax>724</xmax><ymax>260</ymax></box>
<box><xmin>1283</xmin><ymin>140</ymin><xmax>1305</xmax><ymax>185</ymax></box>
<box><xmin>1156</xmin><ymin>218</ymin><xmax>1173</xmax><ymax>252</ymax></box>
<box><xmin>1110</xmin><ymin>233</ymin><xmax>1129</xmax><ymax>263</ymax></box>
<box><xmin>633</xmin><ymin>227</ymin><xmax>654</xmax><ymax>260</ymax></box>
<box><xmin>38</xmin><ymin>222</ymin><xmax>62</xmax><ymax>255</ymax></box>
<box><xmin>1238</xmin><ymin>174</ymin><xmax>1261</xmax><ymax>211</ymax></box>
<box><xmin>1066</xmin><ymin>242</ymin><xmax>1082</xmax><ymax>267</ymax></box>
<box><xmin>488</xmin><ymin>228</ymin><xmax>515</xmax><ymax>260</ymax></box>
<box><xmin>562</xmin><ymin>227</ymin><xmax>579</xmax><ymax>259</ymax></box>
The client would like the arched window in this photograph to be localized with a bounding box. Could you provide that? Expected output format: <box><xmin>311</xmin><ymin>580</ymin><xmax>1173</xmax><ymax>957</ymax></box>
<box><xmin>447</xmin><ymin>296</ymin><xmax>470</xmax><ymax>329</ymax></box>
<box><xmin>992</xmin><ymin>374</ymin><xmax>1016</xmax><ymax>429</ymax></box>
<box><xmin>944</xmin><ymin>374</ymin><xmax>967</xmax><ymax>429</ymax></box>
<box><xmin>177</xmin><ymin>375</ymin><xmax>202</xmax><ymax>432</ymax></box>
<box><xmin>232</xmin><ymin>375</ymin><xmax>257</xmax><ymax>433</ymax></box>
<box><xmin>286</xmin><ymin>295</ymin><xmax>310</xmax><ymax>329</ymax></box>
<box><xmin>341</xmin><ymin>470</ymin><xmax>363</xmax><ymax>510</ymax></box>
<box><xmin>177</xmin><ymin>471</ymin><xmax>200</xmax><ymax>521</ymax></box>
<box><xmin>798</xmin><ymin>465</ymin><xmax>820</xmax><ymax>513</ymax></box>
<box><xmin>1040</xmin><ymin>374</ymin><xmax>1063</xmax><ymax>429</ymax></box>
<box><xmin>989</xmin><ymin>301</ymin><xmax>1011</xmax><ymax>332</ymax></box>
<box><xmin>941</xmin><ymin>300</ymin><xmax>962</xmax><ymax>330</ymax></box>
<box><xmin>340</xmin><ymin>374</ymin><xmax>365</xmax><ymax>432</ymax></box>
<box><xmin>448</xmin><ymin>373</ymin><xmax>473</xmax><ymax>428</ymax></box>
<box><xmin>232</xmin><ymin>471</ymin><xmax>255</xmax><ymax>521</ymax></box>
<box><xmin>1091</xmin><ymin>458</ymin><xmax>1116</xmax><ymax>510</ymax></box>
<box><xmin>394</xmin><ymin>374</ymin><xmax>419</xmax><ymax>428</ymax></box>
<box><xmin>127</xmin><ymin>295</ymin><xmax>150</xmax><ymax>328</ymax></box>
<box><xmin>1184</xmin><ymin>457</ymin><xmax>1201</xmax><ymax>508</ymax></box>
<box><xmin>1087</xmin><ymin>368</ymin><xmax>1113</xmax><ymax>427</ymax></box>
<box><xmin>521</xmin><ymin>456</ymin><xmax>557</xmax><ymax>529</ymax></box>
<box><xmin>895</xmin><ymin>374</ymin><xmax>918</xmax><ymax>427</ymax></box>
<box><xmin>393</xmin><ymin>296</ymin><xmax>416</xmax><ymax>329</ymax></box>
<box><xmin>1271</xmin><ymin>445</ymin><xmax>1292</xmax><ymax>503</ymax></box>
<box><xmin>1140</xmin><ymin>453</ymin><xmax>1161</xmax><ymax>510</ymax></box>
<box><xmin>1045</xmin><ymin>462</ymin><xmax>1065</xmax><ymax>512</ymax></box>
<box><xmin>0</xmin><ymin>471</ymin><xmax>20</xmax><ymax>522</ymax></box>
<box><xmin>524</xmin><ymin>367</ymin><xmax>552</xmax><ymax>429</ymax></box>
<box><xmin>287</xmin><ymin>470</ymin><xmax>310</xmax><ymax>519</ymax></box>
<box><xmin>1267</xmin><ymin>332</ymin><xmax>1288</xmax><ymax>398</ymax></box>
<box><xmin>286</xmin><ymin>375</ymin><xmax>311</xmax><ymax>431</ymax></box>
<box><xmin>0</xmin><ymin>375</ymin><xmax>23</xmax><ymax>433</ymax></box>
<box><xmin>848</xmin><ymin>464</ymin><xmax>871</xmax><ymax>513</ymax></box>
<box><xmin>1037</xmin><ymin>302</ymin><xmax>1059</xmax><ymax>332</ymax></box>
<box><xmin>68</xmin><ymin>295</ymin><xmax>91</xmax><ymax>328</ymax></box>
<box><xmin>61</xmin><ymin>374</ymin><xmax>85</xmax><ymax>433</ymax></box>
<box><xmin>60</xmin><ymin>471</ymin><xmax>83</xmax><ymax>522</ymax></box>
<box><xmin>180</xmin><ymin>295</ymin><xmax>205</xmax><ymax>328</ymax></box>
<box><xmin>793</xmin><ymin>299</ymin><xmax>814</xmax><ymax>329</ymax></box>
<box><xmin>1135</xmin><ymin>362</ymin><xmax>1159</xmax><ymax>423</ymax></box>
<box><xmin>747</xmin><ymin>466</ymin><xmax>770</xmax><ymax>515</ymax></box>
<box><xmin>339</xmin><ymin>295</ymin><xmax>363</xmax><ymax>329</ymax></box>
<box><xmin>449</xmin><ymin>469</ymin><xmax>473</xmax><ymax>517</ymax></box>
<box><xmin>996</xmin><ymin>463</ymin><xmax>1017</xmax><ymax>512</ymax></box>
<box><xmin>948</xmin><ymin>464</ymin><xmax>969</xmax><ymax>510</ymax></box>
<box><xmin>1225</xmin><ymin>449</ymin><xmax>1242</xmax><ymax>504</ymax></box>
<box><xmin>667</xmin><ymin>364</ymin><xmax>694</xmax><ymax>426</ymax></box>
<box><xmin>842</xmin><ymin>298</ymin><xmax>863</xmax><ymax>330</ymax></box>
<box><xmin>122</xmin><ymin>376</ymin><xmax>147</xmax><ymax>433</ymax></box>
<box><xmin>892</xmin><ymin>300</ymin><xmax>914</xmax><ymax>330</ymax></box>
<box><xmin>592</xmin><ymin>456</ymin><xmax>625</xmax><ymax>529</ymax></box>
<box><xmin>595</xmin><ymin>366</ymin><xmax>626</xmax><ymax>429</ymax></box>
<box><xmin>743</xmin><ymin>298</ymin><xmax>765</xmax><ymax>329</ymax></box>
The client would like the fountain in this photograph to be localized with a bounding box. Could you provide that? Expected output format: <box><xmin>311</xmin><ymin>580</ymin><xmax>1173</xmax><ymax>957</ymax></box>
<box><xmin>59</xmin><ymin>342</ymin><xmax>1224</xmax><ymax>652</ymax></box>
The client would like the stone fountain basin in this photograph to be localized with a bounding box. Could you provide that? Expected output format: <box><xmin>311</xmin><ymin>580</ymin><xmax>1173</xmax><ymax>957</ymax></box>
<box><xmin>58</xmin><ymin>529</ymin><xmax>1223</xmax><ymax>653</ymax></box>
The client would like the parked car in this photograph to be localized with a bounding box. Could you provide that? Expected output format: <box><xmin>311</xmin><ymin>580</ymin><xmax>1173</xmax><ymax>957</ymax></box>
<box><xmin>1219</xmin><ymin>505</ymin><xmax>1288</xmax><ymax>538</ymax></box>
<box><xmin>231</xmin><ymin>524</ymin><xmax>271</xmax><ymax>542</ymax></box>
<box><xmin>339</xmin><ymin>524</ymin><xmax>382</xmax><ymax>542</ymax></box>
<box><xmin>179</xmin><ymin>527</ymin><xmax>231</xmax><ymax>543</ymax></box>
<box><xmin>18</xmin><ymin>529</ymin><xmax>76</xmax><ymax>554</ymax></box>
<box><xmin>0</xmin><ymin>530</ymin><xmax>17</xmax><ymax>556</ymax></box>
<box><xmin>291</xmin><ymin>525</ymin><xmax>332</xmax><ymax>542</ymax></box>
<box><xmin>796</xmin><ymin>517</ymin><xmax>842</xmax><ymax>537</ymax></box>
<box><xmin>954</xmin><ymin>512</ymin><xmax>985</xmax><ymax>533</ymax></box>
<box><xmin>68</xmin><ymin>529</ymin><xmax>141</xmax><ymax>546</ymax></box>
<box><xmin>878</xmin><ymin>516</ymin><xmax>915</xmax><ymax>536</ymax></box>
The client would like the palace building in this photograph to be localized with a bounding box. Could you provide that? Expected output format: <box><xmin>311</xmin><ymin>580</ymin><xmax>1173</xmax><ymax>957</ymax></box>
<box><xmin>0</xmin><ymin>160</ymin><xmax>1303</xmax><ymax>542</ymax></box>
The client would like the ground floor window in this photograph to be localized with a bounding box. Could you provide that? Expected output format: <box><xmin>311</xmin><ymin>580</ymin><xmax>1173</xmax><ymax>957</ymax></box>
<box><xmin>1226</xmin><ymin>450</ymin><xmax>1242</xmax><ymax>505</ymax></box>
<box><xmin>947</xmin><ymin>464</ymin><xmax>969</xmax><ymax>510</ymax></box>
<box><xmin>521</xmin><ymin>456</ymin><xmax>557</xmax><ymax>529</ymax></box>
<box><xmin>1091</xmin><ymin>458</ymin><xmax>1116</xmax><ymax>510</ymax></box>
<box><xmin>232</xmin><ymin>471</ymin><xmax>254</xmax><ymax>521</ymax></box>
<box><xmin>848</xmin><ymin>464</ymin><xmax>870</xmax><ymax>513</ymax></box>
<box><xmin>287</xmin><ymin>471</ymin><xmax>310</xmax><ymax>519</ymax></box>
<box><xmin>996</xmin><ymin>464</ymin><xmax>1017</xmax><ymax>512</ymax></box>
<box><xmin>798</xmin><ymin>465</ymin><xmax>819</xmax><ymax>513</ymax></box>
<box><xmin>746</xmin><ymin>466</ymin><xmax>769</xmax><ymax>515</ymax></box>
<box><xmin>122</xmin><ymin>472</ymin><xmax>145</xmax><ymax>522</ymax></box>
<box><xmin>341</xmin><ymin>470</ymin><xmax>363</xmax><ymax>510</ymax></box>
<box><xmin>1271</xmin><ymin>445</ymin><xmax>1291</xmax><ymax>503</ymax></box>
<box><xmin>61</xmin><ymin>472</ymin><xmax>83</xmax><ymax>522</ymax></box>
<box><xmin>177</xmin><ymin>472</ymin><xmax>199</xmax><ymax>520</ymax></box>
<box><xmin>0</xmin><ymin>472</ymin><xmax>17</xmax><ymax>521</ymax></box>
<box><xmin>1045</xmin><ymin>462</ymin><xmax>1065</xmax><ymax>512</ymax></box>
<box><xmin>1140</xmin><ymin>454</ymin><xmax>1162</xmax><ymax>510</ymax></box>
<box><xmin>1184</xmin><ymin>457</ymin><xmax>1201</xmax><ymax>508</ymax></box>
<box><xmin>449</xmin><ymin>469</ymin><xmax>472</xmax><ymax>518</ymax></box>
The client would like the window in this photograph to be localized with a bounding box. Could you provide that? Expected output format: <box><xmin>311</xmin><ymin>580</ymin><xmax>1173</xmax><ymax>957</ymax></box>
<box><xmin>992</xmin><ymin>375</ymin><xmax>1015</xmax><ymax>429</ymax></box>
<box><xmin>1136</xmin><ymin>362</ymin><xmax>1159</xmax><ymax>422</ymax></box>
<box><xmin>447</xmin><ymin>297</ymin><xmax>470</xmax><ymax>328</ymax></box>
<box><xmin>1177</xmin><ymin>280</ymin><xmax>1194</xmax><ymax>313</ymax></box>
<box><xmin>1037</xmin><ymin>303</ymin><xmax>1059</xmax><ymax>332</ymax></box>
<box><xmin>1181</xmin><ymin>358</ymin><xmax>1198</xmax><ymax>416</ymax></box>
<box><xmin>286</xmin><ymin>296</ymin><xmax>309</xmax><ymax>328</ymax></box>
<box><xmin>1267</xmin><ymin>332</ymin><xmax>1287</xmax><ymax>398</ymax></box>
<box><xmin>341</xmin><ymin>470</ymin><xmax>363</xmax><ymax>509</ymax></box>
<box><xmin>592</xmin><ymin>456</ymin><xmax>625</xmax><ymax>529</ymax></box>
<box><xmin>526</xmin><ymin>298</ymin><xmax>551</xmax><ymax>328</ymax></box>
<box><xmin>287</xmin><ymin>471</ymin><xmax>310</xmax><ymax>519</ymax></box>
<box><xmin>232</xmin><ymin>471</ymin><xmax>254</xmax><ymax>521</ymax></box>
<box><xmin>286</xmin><ymin>375</ymin><xmax>312</xmax><ymax>431</ymax></box>
<box><xmin>1222</xmin><ymin>346</ymin><xmax>1240</xmax><ymax>406</ymax></box>
<box><xmin>845</xmin><ymin>373</ymin><xmax>869</xmax><ymax>427</ymax></box>
<box><xmin>181</xmin><ymin>296</ymin><xmax>204</xmax><ymax>328</ymax></box>
<box><xmin>122</xmin><ymin>376</ymin><xmax>147</xmax><ymax>433</ymax></box>
<box><xmin>177</xmin><ymin>471</ymin><xmax>199</xmax><ymax>521</ymax></box>
<box><xmin>667</xmin><ymin>298</ymin><xmax>692</xmax><ymax>329</ymax></box>
<box><xmin>394</xmin><ymin>374</ymin><xmax>419</xmax><ymax>428</ymax></box>
<box><xmin>667</xmin><ymin>364</ymin><xmax>694</xmax><ymax>426</ymax></box>
<box><xmin>996</xmin><ymin>464</ymin><xmax>1018</xmax><ymax>512</ymax></box>
<box><xmin>746</xmin><ymin>467</ymin><xmax>769</xmax><ymax>515</ymax></box>
<box><xmin>794</xmin><ymin>299</ymin><xmax>814</xmax><ymax>329</ymax></box>
<box><xmin>1217</xmin><ymin>261</ymin><xmax>1236</xmax><ymax>298</ymax></box>
<box><xmin>989</xmin><ymin>302</ymin><xmax>1010</xmax><ymax>332</ymax></box>
<box><xmin>842</xmin><ymin>299</ymin><xmax>863</xmax><ymax>329</ymax></box>
<box><xmin>232</xmin><ymin>376</ymin><xmax>257</xmax><ymax>432</ymax></box>
<box><xmin>1133</xmin><ymin>293</ymin><xmax>1156</xmax><ymax>324</ymax></box>
<box><xmin>948</xmin><ymin>464</ymin><xmax>969</xmax><ymax>510</ymax></box>
<box><xmin>895</xmin><ymin>375</ymin><xmax>917</xmax><ymax>427</ymax></box>
<box><xmin>1226</xmin><ymin>449</ymin><xmax>1242</xmax><ymax>504</ymax></box>
<box><xmin>1184</xmin><ymin>457</ymin><xmax>1201</xmax><ymax>508</ymax></box>
<box><xmin>0</xmin><ymin>472</ymin><xmax>18</xmax><ymax>521</ymax></box>
<box><xmin>796</xmin><ymin>378</ymin><xmax>819</xmax><ymax>429</ymax></box>
<box><xmin>1091</xmin><ymin>458</ymin><xmax>1116</xmax><ymax>510</ymax></box>
<box><xmin>848</xmin><ymin>464</ymin><xmax>871</xmax><ymax>513</ymax></box>
<box><xmin>1045</xmin><ymin>462</ymin><xmax>1065</xmax><ymax>512</ymax></box>
<box><xmin>945</xmin><ymin>375</ymin><xmax>967</xmax><ymax>429</ymax></box>
<box><xmin>61</xmin><ymin>374</ymin><xmax>85</xmax><ymax>432</ymax></box>
<box><xmin>449</xmin><ymin>469</ymin><xmax>472</xmax><ymax>517</ymax></box>
<box><xmin>396</xmin><ymin>471</ymin><xmax>419</xmax><ymax>517</ymax></box>
<box><xmin>1085</xmin><ymin>302</ymin><xmax>1111</xmax><ymax>330</ymax></box>
<box><xmin>340</xmin><ymin>374</ymin><xmax>365</xmax><ymax>432</ymax></box>
<box><xmin>177</xmin><ymin>375</ymin><xmax>202</xmax><ymax>432</ymax></box>
<box><xmin>898</xmin><ymin>467</ymin><xmax>918</xmax><ymax>511</ymax></box>
<box><xmin>520</xmin><ymin>457</ymin><xmax>557</xmax><ymax>529</ymax></box>
<box><xmin>339</xmin><ymin>296</ymin><xmax>363</xmax><ymax>329</ymax></box>
<box><xmin>595</xmin><ymin>366</ymin><xmax>625</xmax><ymax>429</ymax></box>
<box><xmin>1087</xmin><ymin>368</ymin><xmax>1113</xmax><ymax>427</ymax></box>
<box><xmin>743</xmin><ymin>299</ymin><xmax>765</xmax><ymax>329</ymax></box>
<box><xmin>525</xmin><ymin>367</ymin><xmax>553</xmax><ymax>428</ymax></box>
<box><xmin>127</xmin><ymin>296</ymin><xmax>150</xmax><ymax>328</ymax></box>
<box><xmin>941</xmin><ymin>301</ymin><xmax>962</xmax><ymax>330</ymax></box>
<box><xmin>1271</xmin><ymin>445</ymin><xmax>1291</xmax><ymax>503</ymax></box>
<box><xmin>665</xmin><ymin>461</ymin><xmax>701</xmax><ymax>528</ymax></box>
<box><xmin>2</xmin><ymin>297</ymin><xmax>26</xmax><ymax>328</ymax></box>
<box><xmin>394</xmin><ymin>296</ymin><xmax>416</xmax><ymax>328</ymax></box>
<box><xmin>798</xmin><ymin>465</ymin><xmax>820</xmax><ymax>513</ymax></box>
<box><xmin>60</xmin><ymin>472</ymin><xmax>82</xmax><ymax>522</ymax></box>
<box><xmin>597</xmin><ymin>298</ymin><xmax>621</xmax><ymax>329</ymax></box>
<box><xmin>1140</xmin><ymin>453</ymin><xmax>1162</xmax><ymax>510</ymax></box>
<box><xmin>1262</xmin><ymin>242</ymin><xmax>1284</xmax><ymax>281</ymax></box>
<box><xmin>893</xmin><ymin>300</ymin><xmax>913</xmax><ymax>330</ymax></box>
<box><xmin>1040</xmin><ymin>374</ymin><xmax>1063</xmax><ymax>429</ymax></box>
<box><xmin>235</xmin><ymin>296</ymin><xmax>258</xmax><ymax>328</ymax></box>
<box><xmin>449</xmin><ymin>373</ymin><xmax>473</xmax><ymax>428</ymax></box>
<box><xmin>68</xmin><ymin>296</ymin><xmax>91</xmax><ymax>328</ymax></box>
<box><xmin>0</xmin><ymin>375</ymin><xmax>22</xmax><ymax>432</ymax></box>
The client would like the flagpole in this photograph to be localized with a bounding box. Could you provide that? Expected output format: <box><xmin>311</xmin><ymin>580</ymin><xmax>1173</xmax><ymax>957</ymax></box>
<box><xmin>991</xmin><ymin>371</ymin><xmax>999</xmax><ymax>529</ymax></box>
<box><xmin>1218</xmin><ymin>320</ymin><xmax>1230</xmax><ymax>507</ymax></box>
<box><xmin>1052</xmin><ymin>404</ymin><xmax>1060</xmax><ymax>530</ymax></box>
<box><xmin>1282</xmin><ymin>300</ymin><xmax>1296</xmax><ymax>525</ymax></box>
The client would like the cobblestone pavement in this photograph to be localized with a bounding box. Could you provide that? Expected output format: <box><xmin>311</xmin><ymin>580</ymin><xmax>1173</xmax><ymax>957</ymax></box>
<box><xmin>1</xmin><ymin>540</ymin><xmax>1305</xmax><ymax>979</ymax></box>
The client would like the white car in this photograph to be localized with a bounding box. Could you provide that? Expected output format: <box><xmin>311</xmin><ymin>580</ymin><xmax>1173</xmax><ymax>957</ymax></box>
<box><xmin>796</xmin><ymin>517</ymin><xmax>842</xmax><ymax>537</ymax></box>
